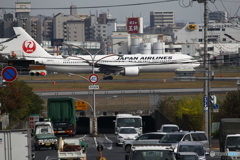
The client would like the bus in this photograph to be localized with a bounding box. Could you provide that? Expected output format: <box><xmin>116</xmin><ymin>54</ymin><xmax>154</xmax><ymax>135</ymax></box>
<box><xmin>114</xmin><ymin>114</ymin><xmax>142</xmax><ymax>135</ymax></box>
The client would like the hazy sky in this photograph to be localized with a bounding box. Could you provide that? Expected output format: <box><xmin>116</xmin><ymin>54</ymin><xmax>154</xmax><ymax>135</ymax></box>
<box><xmin>0</xmin><ymin>0</ymin><xmax>239</xmax><ymax>24</ymax></box>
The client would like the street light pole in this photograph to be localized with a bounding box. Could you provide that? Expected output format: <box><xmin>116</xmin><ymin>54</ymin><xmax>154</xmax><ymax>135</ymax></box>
<box><xmin>65</xmin><ymin>41</ymin><xmax>124</xmax><ymax>136</ymax></box>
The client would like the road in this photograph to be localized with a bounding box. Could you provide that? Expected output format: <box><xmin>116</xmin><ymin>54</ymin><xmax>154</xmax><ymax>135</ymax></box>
<box><xmin>34</xmin><ymin>134</ymin><xmax>222</xmax><ymax>160</ymax></box>
<box><xmin>34</xmin><ymin>87</ymin><xmax>238</xmax><ymax>98</ymax></box>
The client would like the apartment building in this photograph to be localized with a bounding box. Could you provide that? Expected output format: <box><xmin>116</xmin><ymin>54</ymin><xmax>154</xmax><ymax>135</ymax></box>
<box><xmin>150</xmin><ymin>11</ymin><xmax>175</xmax><ymax>27</ymax></box>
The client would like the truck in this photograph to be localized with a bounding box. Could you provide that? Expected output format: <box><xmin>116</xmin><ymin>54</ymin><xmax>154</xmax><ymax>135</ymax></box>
<box><xmin>33</xmin><ymin>123</ymin><xmax>58</xmax><ymax>150</ymax></box>
<box><xmin>48</xmin><ymin>97</ymin><xmax>77</xmax><ymax>136</ymax></box>
<box><xmin>114</xmin><ymin>114</ymin><xmax>142</xmax><ymax>135</ymax></box>
<box><xmin>125</xmin><ymin>144</ymin><xmax>179</xmax><ymax>160</ymax></box>
<box><xmin>0</xmin><ymin>129</ymin><xmax>33</xmax><ymax>160</ymax></box>
<box><xmin>219</xmin><ymin>118</ymin><xmax>240</xmax><ymax>152</ymax></box>
<box><xmin>58</xmin><ymin>137</ymin><xmax>87</xmax><ymax>160</ymax></box>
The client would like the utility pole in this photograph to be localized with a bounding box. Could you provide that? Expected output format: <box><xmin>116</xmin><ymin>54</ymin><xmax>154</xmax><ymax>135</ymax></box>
<box><xmin>203</xmin><ymin>0</ymin><xmax>210</xmax><ymax>143</ymax></box>
<box><xmin>194</xmin><ymin>0</ymin><xmax>210</xmax><ymax>142</ymax></box>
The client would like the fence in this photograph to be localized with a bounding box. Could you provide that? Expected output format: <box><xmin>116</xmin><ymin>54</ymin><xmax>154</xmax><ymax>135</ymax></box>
<box><xmin>40</xmin><ymin>92</ymin><xmax>165</xmax><ymax>117</ymax></box>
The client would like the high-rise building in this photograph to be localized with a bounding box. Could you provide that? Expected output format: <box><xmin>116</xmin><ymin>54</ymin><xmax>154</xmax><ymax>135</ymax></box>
<box><xmin>150</xmin><ymin>11</ymin><xmax>175</xmax><ymax>27</ymax></box>
<box><xmin>0</xmin><ymin>2</ymin><xmax>42</xmax><ymax>44</ymax></box>
<box><xmin>209</xmin><ymin>11</ymin><xmax>228</xmax><ymax>22</ymax></box>
<box><xmin>53</xmin><ymin>13</ymin><xmax>85</xmax><ymax>42</ymax></box>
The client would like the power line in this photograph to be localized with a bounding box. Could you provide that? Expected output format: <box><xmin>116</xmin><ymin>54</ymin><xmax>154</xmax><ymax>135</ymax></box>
<box><xmin>0</xmin><ymin>0</ymin><xmax>178</xmax><ymax>10</ymax></box>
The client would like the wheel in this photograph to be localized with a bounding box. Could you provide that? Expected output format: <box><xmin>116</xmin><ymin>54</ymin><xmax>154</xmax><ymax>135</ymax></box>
<box><xmin>34</xmin><ymin>145</ymin><xmax>39</xmax><ymax>151</ymax></box>
<box><xmin>125</xmin><ymin>144</ymin><xmax>131</xmax><ymax>153</ymax></box>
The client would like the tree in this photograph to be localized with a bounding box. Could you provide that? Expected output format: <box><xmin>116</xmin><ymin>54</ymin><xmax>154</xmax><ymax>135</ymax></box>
<box><xmin>214</xmin><ymin>90</ymin><xmax>240</xmax><ymax>121</ymax></box>
<box><xmin>0</xmin><ymin>80</ymin><xmax>44</xmax><ymax>123</ymax></box>
<box><xmin>176</xmin><ymin>94</ymin><xmax>203</xmax><ymax>130</ymax></box>
<box><xmin>156</xmin><ymin>96</ymin><xmax>178</xmax><ymax>123</ymax></box>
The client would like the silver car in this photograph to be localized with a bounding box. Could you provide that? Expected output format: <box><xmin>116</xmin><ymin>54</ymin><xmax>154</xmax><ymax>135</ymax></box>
<box><xmin>178</xmin><ymin>152</ymin><xmax>200</xmax><ymax>160</ymax></box>
<box><xmin>177</xmin><ymin>141</ymin><xmax>206</xmax><ymax>160</ymax></box>
<box><xmin>189</xmin><ymin>131</ymin><xmax>209</xmax><ymax>154</ymax></box>
<box><xmin>159</xmin><ymin>131</ymin><xmax>193</xmax><ymax>152</ymax></box>
<box><xmin>123</xmin><ymin>132</ymin><xmax>166</xmax><ymax>153</ymax></box>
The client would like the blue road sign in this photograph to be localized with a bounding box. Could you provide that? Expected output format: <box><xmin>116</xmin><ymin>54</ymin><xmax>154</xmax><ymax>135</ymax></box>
<box><xmin>1</xmin><ymin>66</ymin><xmax>18</xmax><ymax>82</ymax></box>
<box><xmin>204</xmin><ymin>96</ymin><xmax>208</xmax><ymax>107</ymax></box>
<box><xmin>213</xmin><ymin>104</ymin><xmax>219</xmax><ymax>109</ymax></box>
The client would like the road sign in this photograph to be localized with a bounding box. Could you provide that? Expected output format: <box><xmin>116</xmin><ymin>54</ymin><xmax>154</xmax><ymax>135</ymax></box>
<box><xmin>29</xmin><ymin>114</ymin><xmax>39</xmax><ymax>129</ymax></box>
<box><xmin>1</xmin><ymin>66</ymin><xmax>18</xmax><ymax>82</ymax></box>
<box><xmin>75</xmin><ymin>101</ymin><xmax>88</xmax><ymax>110</ymax></box>
<box><xmin>89</xmin><ymin>85</ymin><xmax>99</xmax><ymax>90</ymax></box>
<box><xmin>204</xmin><ymin>95</ymin><xmax>208</xmax><ymax>111</ymax></box>
<box><xmin>97</xmin><ymin>144</ymin><xmax>104</xmax><ymax>152</ymax></box>
<box><xmin>213</xmin><ymin>104</ymin><xmax>219</xmax><ymax>109</ymax></box>
<box><xmin>89</xmin><ymin>74</ymin><xmax>99</xmax><ymax>84</ymax></box>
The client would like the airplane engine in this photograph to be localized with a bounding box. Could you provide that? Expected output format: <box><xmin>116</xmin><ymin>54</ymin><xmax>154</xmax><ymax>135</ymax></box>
<box><xmin>122</xmin><ymin>67</ymin><xmax>140</xmax><ymax>76</ymax></box>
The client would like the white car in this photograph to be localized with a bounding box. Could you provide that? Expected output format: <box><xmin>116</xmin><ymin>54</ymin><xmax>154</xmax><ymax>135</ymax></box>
<box><xmin>157</xmin><ymin>124</ymin><xmax>179</xmax><ymax>132</ymax></box>
<box><xmin>123</xmin><ymin>132</ymin><xmax>166</xmax><ymax>153</ymax></box>
<box><xmin>116</xmin><ymin>127</ymin><xmax>139</xmax><ymax>146</ymax></box>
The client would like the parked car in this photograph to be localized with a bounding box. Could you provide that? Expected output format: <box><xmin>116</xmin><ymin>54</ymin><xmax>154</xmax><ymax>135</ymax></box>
<box><xmin>123</xmin><ymin>132</ymin><xmax>166</xmax><ymax>153</ymax></box>
<box><xmin>177</xmin><ymin>141</ymin><xmax>206</xmax><ymax>160</ymax></box>
<box><xmin>177</xmin><ymin>152</ymin><xmax>200</xmax><ymax>160</ymax></box>
<box><xmin>116</xmin><ymin>127</ymin><xmax>139</xmax><ymax>146</ymax></box>
<box><xmin>159</xmin><ymin>131</ymin><xmax>193</xmax><ymax>152</ymax></box>
<box><xmin>158</xmin><ymin>124</ymin><xmax>179</xmax><ymax>132</ymax></box>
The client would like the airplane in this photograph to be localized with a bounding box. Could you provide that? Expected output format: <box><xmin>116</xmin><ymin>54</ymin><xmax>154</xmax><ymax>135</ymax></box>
<box><xmin>2</xmin><ymin>27</ymin><xmax>200</xmax><ymax>80</ymax></box>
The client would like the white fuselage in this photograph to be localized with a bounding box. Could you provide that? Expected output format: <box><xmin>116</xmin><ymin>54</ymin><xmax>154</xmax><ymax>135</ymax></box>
<box><xmin>26</xmin><ymin>54</ymin><xmax>200</xmax><ymax>74</ymax></box>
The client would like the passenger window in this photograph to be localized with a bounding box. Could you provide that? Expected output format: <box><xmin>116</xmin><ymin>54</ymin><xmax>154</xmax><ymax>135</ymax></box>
<box><xmin>138</xmin><ymin>135</ymin><xmax>148</xmax><ymax>140</ymax></box>
<box><xmin>191</xmin><ymin>133</ymin><xmax>207</xmax><ymax>141</ymax></box>
<box><xmin>183</xmin><ymin>134</ymin><xmax>191</xmax><ymax>141</ymax></box>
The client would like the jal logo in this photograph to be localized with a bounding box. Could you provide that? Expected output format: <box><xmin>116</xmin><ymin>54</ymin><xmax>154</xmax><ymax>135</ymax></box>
<box><xmin>22</xmin><ymin>40</ymin><xmax>36</xmax><ymax>53</ymax></box>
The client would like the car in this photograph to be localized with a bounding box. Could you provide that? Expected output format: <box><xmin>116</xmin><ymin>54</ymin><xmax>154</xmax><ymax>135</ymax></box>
<box><xmin>116</xmin><ymin>127</ymin><xmax>139</xmax><ymax>146</ymax></box>
<box><xmin>177</xmin><ymin>152</ymin><xmax>200</xmax><ymax>160</ymax></box>
<box><xmin>177</xmin><ymin>141</ymin><xmax>206</xmax><ymax>160</ymax></box>
<box><xmin>158</xmin><ymin>131</ymin><xmax>193</xmax><ymax>152</ymax></box>
<box><xmin>123</xmin><ymin>132</ymin><xmax>166</xmax><ymax>153</ymax></box>
<box><xmin>158</xmin><ymin>124</ymin><xmax>179</xmax><ymax>132</ymax></box>
<box><xmin>44</xmin><ymin>156</ymin><xmax>58</xmax><ymax>160</ymax></box>
<box><xmin>189</xmin><ymin>131</ymin><xmax>209</xmax><ymax>154</ymax></box>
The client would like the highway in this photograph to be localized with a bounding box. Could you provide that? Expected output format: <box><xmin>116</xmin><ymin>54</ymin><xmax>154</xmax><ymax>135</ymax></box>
<box><xmin>35</xmin><ymin>87</ymin><xmax>238</xmax><ymax>98</ymax></box>
<box><xmin>33</xmin><ymin>134</ymin><xmax>221</xmax><ymax>160</ymax></box>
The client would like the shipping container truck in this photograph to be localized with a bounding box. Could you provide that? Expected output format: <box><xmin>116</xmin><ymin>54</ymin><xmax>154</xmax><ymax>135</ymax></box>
<box><xmin>0</xmin><ymin>129</ymin><xmax>33</xmax><ymax>160</ymax></box>
<box><xmin>58</xmin><ymin>137</ymin><xmax>87</xmax><ymax>160</ymax></box>
<box><xmin>48</xmin><ymin>97</ymin><xmax>77</xmax><ymax>137</ymax></box>
<box><xmin>219</xmin><ymin>118</ymin><xmax>240</xmax><ymax>152</ymax></box>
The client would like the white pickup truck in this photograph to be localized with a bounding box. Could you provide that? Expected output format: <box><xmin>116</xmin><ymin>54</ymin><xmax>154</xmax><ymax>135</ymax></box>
<box><xmin>58</xmin><ymin>137</ymin><xmax>87</xmax><ymax>160</ymax></box>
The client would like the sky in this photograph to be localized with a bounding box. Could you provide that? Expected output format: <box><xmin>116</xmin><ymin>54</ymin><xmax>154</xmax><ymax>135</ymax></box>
<box><xmin>0</xmin><ymin>0</ymin><xmax>239</xmax><ymax>25</ymax></box>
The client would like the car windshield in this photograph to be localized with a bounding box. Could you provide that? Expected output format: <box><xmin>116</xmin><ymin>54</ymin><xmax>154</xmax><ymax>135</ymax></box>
<box><xmin>137</xmin><ymin>134</ymin><xmax>165</xmax><ymax>140</ymax></box>
<box><xmin>226</xmin><ymin>137</ymin><xmax>240</xmax><ymax>148</ymax></box>
<box><xmin>159</xmin><ymin>134</ymin><xmax>184</xmax><ymax>143</ymax></box>
<box><xmin>132</xmin><ymin>150</ymin><xmax>175</xmax><ymax>160</ymax></box>
<box><xmin>163</xmin><ymin>127</ymin><xmax>179</xmax><ymax>132</ymax></box>
<box><xmin>119</xmin><ymin>128</ymin><xmax>137</xmax><ymax>134</ymax></box>
<box><xmin>180</xmin><ymin>155</ymin><xmax>199</xmax><ymax>160</ymax></box>
<box><xmin>178</xmin><ymin>145</ymin><xmax>204</xmax><ymax>156</ymax></box>
<box><xmin>117</xmin><ymin>118</ymin><xmax>141</xmax><ymax>128</ymax></box>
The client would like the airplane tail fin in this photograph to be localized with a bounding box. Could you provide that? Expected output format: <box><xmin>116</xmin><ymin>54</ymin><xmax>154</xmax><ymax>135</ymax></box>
<box><xmin>12</xmin><ymin>27</ymin><xmax>53</xmax><ymax>58</ymax></box>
